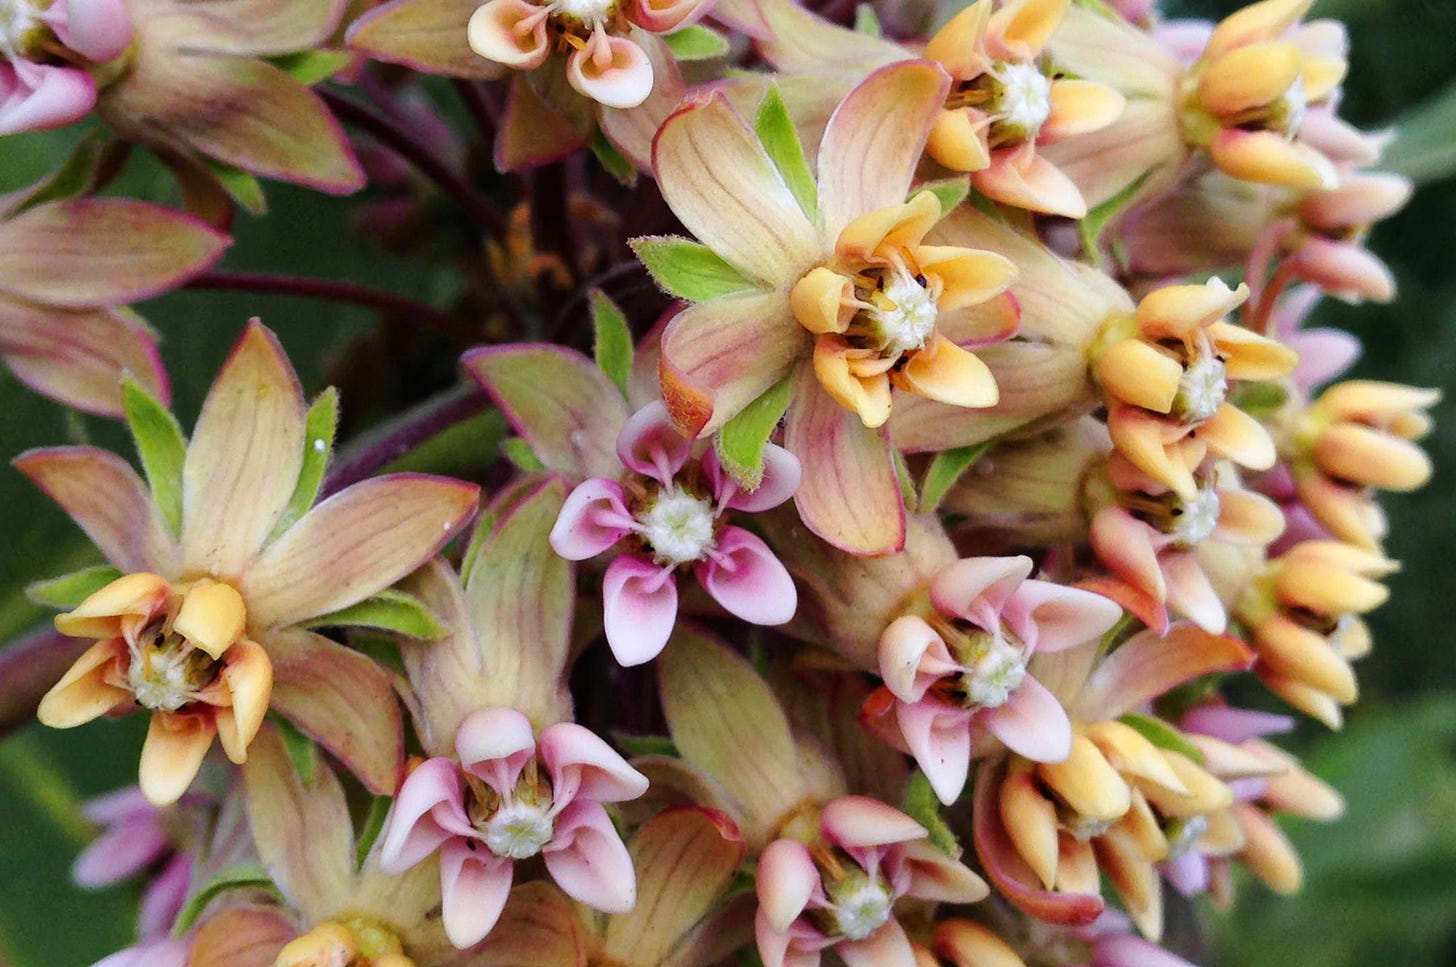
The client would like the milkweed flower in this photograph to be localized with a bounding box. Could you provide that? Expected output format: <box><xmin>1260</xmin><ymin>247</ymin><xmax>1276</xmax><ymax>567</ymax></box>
<box><xmin>0</xmin><ymin>0</ymin><xmax>131</xmax><ymax>134</ymax></box>
<box><xmin>650</xmin><ymin>62</ymin><xmax>1018</xmax><ymax>554</ymax></box>
<box><xmin>73</xmin><ymin>786</ymin><xmax>198</xmax><ymax>940</ymax></box>
<box><xmin>551</xmin><ymin>401</ymin><xmax>799</xmax><ymax>666</ymax></box>
<box><xmin>22</xmin><ymin>321</ymin><xmax>478</xmax><ymax>803</ymax></box>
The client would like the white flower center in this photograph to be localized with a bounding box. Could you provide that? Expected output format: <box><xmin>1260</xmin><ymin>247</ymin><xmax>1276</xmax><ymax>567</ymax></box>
<box><xmin>1171</xmin><ymin>485</ymin><xmax>1221</xmax><ymax>546</ymax></box>
<box><xmin>826</xmin><ymin>872</ymin><xmax>894</xmax><ymax>942</ymax></box>
<box><xmin>637</xmin><ymin>489</ymin><xmax>717</xmax><ymax>566</ymax></box>
<box><xmin>128</xmin><ymin>639</ymin><xmax>213</xmax><ymax>712</ymax></box>
<box><xmin>1165</xmin><ymin>814</ymin><xmax>1209</xmax><ymax>859</ymax></box>
<box><xmin>1067</xmin><ymin>814</ymin><xmax>1116</xmax><ymax>842</ymax></box>
<box><xmin>997</xmin><ymin>61</ymin><xmax>1053</xmax><ymax>137</ymax></box>
<box><xmin>0</xmin><ymin>1</ymin><xmax>41</xmax><ymax>61</ymax></box>
<box><xmin>962</xmin><ymin>631</ymin><xmax>1028</xmax><ymax>709</ymax></box>
<box><xmin>1174</xmin><ymin>353</ymin><xmax>1228</xmax><ymax>422</ymax></box>
<box><xmin>866</xmin><ymin>267</ymin><xmax>938</xmax><ymax>355</ymax></box>
<box><xmin>550</xmin><ymin>0</ymin><xmax>616</xmax><ymax>24</ymax></box>
<box><xmin>482</xmin><ymin>798</ymin><xmax>555</xmax><ymax>859</ymax></box>
<box><xmin>1279</xmin><ymin>74</ymin><xmax>1307</xmax><ymax>137</ymax></box>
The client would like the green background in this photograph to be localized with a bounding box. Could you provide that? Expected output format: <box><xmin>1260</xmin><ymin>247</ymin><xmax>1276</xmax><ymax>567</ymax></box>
<box><xmin>0</xmin><ymin>0</ymin><xmax>1453</xmax><ymax>963</ymax></box>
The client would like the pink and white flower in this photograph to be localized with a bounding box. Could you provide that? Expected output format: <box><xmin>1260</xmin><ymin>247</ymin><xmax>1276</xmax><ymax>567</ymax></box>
<box><xmin>756</xmin><ymin>796</ymin><xmax>988</xmax><ymax>967</ymax></box>
<box><xmin>550</xmin><ymin>401</ymin><xmax>799</xmax><ymax>666</ymax></box>
<box><xmin>377</xmin><ymin>706</ymin><xmax>649</xmax><ymax>949</ymax></box>
<box><xmin>0</xmin><ymin>0</ymin><xmax>132</xmax><ymax>135</ymax></box>
<box><xmin>73</xmin><ymin>786</ymin><xmax>196</xmax><ymax>939</ymax></box>
<box><xmin>873</xmin><ymin>556</ymin><xmax>1124</xmax><ymax>804</ymax></box>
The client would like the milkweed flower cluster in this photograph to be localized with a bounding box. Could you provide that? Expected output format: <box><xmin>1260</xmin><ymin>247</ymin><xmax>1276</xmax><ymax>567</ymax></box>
<box><xmin>0</xmin><ymin>0</ymin><xmax>1437</xmax><ymax>965</ymax></box>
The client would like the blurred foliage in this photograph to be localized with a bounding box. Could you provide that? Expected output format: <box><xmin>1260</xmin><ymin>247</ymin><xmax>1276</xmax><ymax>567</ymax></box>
<box><xmin>0</xmin><ymin>0</ymin><xmax>1453</xmax><ymax>964</ymax></box>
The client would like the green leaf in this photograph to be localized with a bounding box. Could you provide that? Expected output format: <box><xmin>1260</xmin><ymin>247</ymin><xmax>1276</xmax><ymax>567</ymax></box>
<box><xmin>591</xmin><ymin>127</ymin><xmax>637</xmax><ymax>186</ymax></box>
<box><xmin>904</xmin><ymin>771</ymin><xmax>959</xmax><ymax>855</ymax></box>
<box><xmin>631</xmin><ymin>236</ymin><xmax>756</xmax><ymax>302</ymax></box>
<box><xmin>270</xmin><ymin>713</ymin><xmax>316</xmax><ymax>784</ymax></box>
<box><xmin>25</xmin><ymin>565</ymin><xmax>123</xmax><ymax>610</ymax></box>
<box><xmin>853</xmin><ymin>3</ymin><xmax>882</xmax><ymax>36</ymax></box>
<box><xmin>356</xmin><ymin>795</ymin><xmax>392</xmax><ymax>870</ymax></box>
<box><xmin>663</xmin><ymin>24</ymin><xmax>731</xmax><ymax>60</ymax></box>
<box><xmin>894</xmin><ymin>449</ymin><xmax>917</xmax><ymax>512</ymax></box>
<box><xmin>919</xmin><ymin>176</ymin><xmax>971</xmax><ymax>217</ymax></box>
<box><xmin>754</xmin><ymin>86</ymin><xmax>817</xmax><ymax>220</ymax></box>
<box><xmin>205</xmin><ymin>160</ymin><xmax>268</xmax><ymax>216</ymax></box>
<box><xmin>502</xmin><ymin>436</ymin><xmax>546</xmax><ymax>473</ymax></box>
<box><xmin>269</xmin><ymin>388</ymin><xmax>339</xmax><ymax>541</ymax></box>
<box><xmin>611</xmin><ymin>733</ymin><xmax>681</xmax><ymax>758</ymax></box>
<box><xmin>590</xmin><ymin>290</ymin><xmax>633</xmax><ymax>398</ymax></box>
<box><xmin>1118</xmin><ymin>712</ymin><xmax>1204</xmax><ymax>764</ymax></box>
<box><xmin>1381</xmin><ymin>78</ymin><xmax>1456</xmax><ymax>185</ymax></box>
<box><xmin>715</xmin><ymin>376</ymin><xmax>793</xmax><ymax>488</ymax></box>
<box><xmin>173</xmin><ymin>865</ymin><xmax>281</xmax><ymax>933</ymax></box>
<box><xmin>1078</xmin><ymin>169</ymin><xmax>1152</xmax><ymax>270</ymax></box>
<box><xmin>919</xmin><ymin>442</ymin><xmax>990</xmax><ymax>513</ymax></box>
<box><xmin>381</xmin><ymin>409</ymin><xmax>506</xmax><ymax>479</ymax></box>
<box><xmin>301</xmin><ymin>589</ymin><xmax>447</xmax><ymax>640</ymax></box>
<box><xmin>122</xmin><ymin>376</ymin><xmax>187</xmax><ymax>535</ymax></box>
<box><xmin>269</xmin><ymin>50</ymin><xmax>354</xmax><ymax>85</ymax></box>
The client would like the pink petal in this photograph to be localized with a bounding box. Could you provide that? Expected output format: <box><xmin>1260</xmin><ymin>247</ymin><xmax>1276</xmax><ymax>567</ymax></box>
<box><xmin>550</xmin><ymin>478</ymin><xmax>635</xmax><ymax>560</ymax></box>
<box><xmin>93</xmin><ymin>938</ymin><xmax>190</xmax><ymax>967</ymax></box>
<box><xmin>1160</xmin><ymin>850</ymin><xmax>1209</xmax><ymax>898</ymax></box>
<box><xmin>757</xmin><ymin>838</ymin><xmax>820</xmax><ymax>933</ymax></box>
<box><xmin>538</xmin><ymin>722</ymin><xmax>649</xmax><ymax>804</ymax></box>
<box><xmin>756</xmin><ymin>907</ymin><xmax>826</xmax><ymax>967</ymax></box>
<box><xmin>820</xmin><ymin>796</ymin><xmax>925</xmax><ymax>849</ymax></box>
<box><xmin>1180</xmin><ymin>705</ymin><xmax>1293</xmax><ymax>744</ymax></box>
<box><xmin>1090</xmin><ymin>507</ymin><xmax>1167</xmax><ymax>602</ymax></box>
<box><xmin>878</xmin><ymin>615</ymin><xmax>955</xmax><ymax>702</ymax></box>
<box><xmin>616</xmin><ymin>401</ymin><xmax>692</xmax><ymax>484</ymax></box>
<box><xmin>137</xmin><ymin>853</ymin><xmax>190</xmax><ymax>939</ymax></box>
<box><xmin>1004</xmin><ymin>579</ymin><xmax>1124</xmax><ymax>654</ymax></box>
<box><xmin>1162</xmin><ymin>552</ymin><xmax>1226</xmax><ymax>633</ymax></box>
<box><xmin>1288</xmin><ymin>328</ymin><xmax>1361</xmax><ymax>391</ymax></box>
<box><xmin>455</xmin><ymin>707</ymin><xmax>537</xmax><ymax>793</ymax></box>
<box><xmin>440</xmin><ymin>839</ymin><xmax>515</xmax><ymax>948</ymax></box>
<box><xmin>0</xmin><ymin>63</ymin><xmax>95</xmax><ymax>136</ymax></box>
<box><xmin>45</xmin><ymin>0</ymin><xmax>133</xmax><ymax>61</ymax></box>
<box><xmin>1093</xmin><ymin>934</ymin><xmax>1199</xmax><ymax>967</ymax></box>
<box><xmin>838</xmin><ymin>919</ymin><xmax>916</xmax><ymax>967</ymax></box>
<box><xmin>602</xmin><ymin>555</ymin><xmax>679</xmax><ymax>666</ymax></box>
<box><xmin>72</xmin><ymin>818</ymin><xmax>170</xmax><ymax>887</ymax></box>
<box><xmin>378</xmin><ymin>757</ymin><xmax>472</xmax><ymax>874</ymax></box>
<box><xmin>466</xmin><ymin>0</ymin><xmax>550</xmax><ymax>69</ymax></box>
<box><xmin>697</xmin><ymin>527</ymin><xmax>796</xmax><ymax>626</ymax></box>
<box><xmin>929</xmin><ymin>556</ymin><xmax>1034</xmax><ymax>624</ymax></box>
<box><xmin>1077</xmin><ymin>624</ymin><xmax>1253</xmax><ymax>722</ymax></box>
<box><xmin>895</xmin><ymin>697</ymin><xmax>973</xmax><ymax>805</ymax></box>
<box><xmin>566</xmin><ymin>35</ymin><xmax>655</xmax><ymax>110</ymax></box>
<box><xmin>80</xmin><ymin>787</ymin><xmax>156</xmax><ymax>825</ymax></box>
<box><xmin>629</xmin><ymin>0</ymin><xmax>713</xmax><ymax>32</ymax></box>
<box><xmin>543</xmin><ymin>799</ymin><xmax>637</xmax><ymax>913</ymax></box>
<box><xmin>703</xmin><ymin>443</ymin><xmax>802</xmax><ymax>513</ymax></box>
<box><xmin>981</xmin><ymin>675</ymin><xmax>1072</xmax><ymax>763</ymax></box>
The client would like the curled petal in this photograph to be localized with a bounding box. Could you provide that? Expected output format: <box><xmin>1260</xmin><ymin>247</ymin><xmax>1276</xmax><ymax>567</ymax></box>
<box><xmin>879</xmin><ymin>615</ymin><xmax>955</xmax><ymax>702</ymax></box>
<box><xmin>72</xmin><ymin>816</ymin><xmax>170</xmax><ymax>888</ymax></box>
<box><xmin>214</xmin><ymin>638</ymin><xmax>273</xmax><ymax>764</ymax></box>
<box><xmin>36</xmin><ymin>638</ymin><xmax>130</xmax><ymax>729</ymax></box>
<box><xmin>1162</xmin><ymin>552</ymin><xmax>1226</xmax><ymax>633</ymax></box>
<box><xmin>973</xmin><ymin>146</ymin><xmax>1088</xmax><ymax>218</ymax></box>
<box><xmin>47</xmin><ymin>0</ymin><xmax>133</xmax><ymax>61</ymax></box>
<box><xmin>757</xmin><ymin>838</ymin><xmax>820</xmax><ymax>932</ymax></box>
<box><xmin>987</xmin><ymin>0</ymin><xmax>1068</xmax><ymax>59</ymax></box>
<box><xmin>603</xmin><ymin>555</ymin><xmax>679</xmax><ymax>666</ymax></box>
<box><xmin>982</xmin><ymin>676</ymin><xmax>1072</xmax><ymax>763</ymax></box>
<box><xmin>378</xmin><ymin>757</ymin><xmax>471</xmax><ymax>874</ymax></box>
<box><xmin>1209</xmin><ymin>129</ymin><xmax>1337</xmax><ymax>190</ymax></box>
<box><xmin>567</xmin><ymin>35</ymin><xmax>655</xmax><ymax>110</ymax></box>
<box><xmin>892</xmin><ymin>335</ymin><xmax>999</xmax><ymax>410</ymax></box>
<box><xmin>440</xmin><ymin>839</ymin><xmax>515</xmax><ymax>948</ymax></box>
<box><xmin>1091</xmin><ymin>508</ymin><xmax>1167</xmax><ymax>603</ymax></box>
<box><xmin>466</xmin><ymin>0</ymin><xmax>550</xmax><ymax>69</ymax></box>
<box><xmin>455</xmin><ymin>706</ymin><xmax>537</xmax><ymax>791</ymax></box>
<box><xmin>1198</xmin><ymin>402</ymin><xmax>1277</xmax><ymax>470</ymax></box>
<box><xmin>896</xmin><ymin>697</ymin><xmax>973</xmax><ymax>804</ymax></box>
<box><xmin>551</xmin><ymin>478</ymin><xmax>635</xmax><ymax>560</ymax></box>
<box><xmin>813</xmin><ymin>337</ymin><xmax>893</xmax><ymax>429</ymax></box>
<box><xmin>544</xmin><ymin>799</ymin><xmax>638</xmax><ymax>913</ymax></box>
<box><xmin>926</xmin><ymin>105</ymin><xmax>992</xmax><ymax>173</ymax></box>
<box><xmin>821</xmin><ymin>795</ymin><xmax>925</xmax><ymax>849</ymax></box>
<box><xmin>630</xmin><ymin>0</ymin><xmax>713</xmax><ymax>32</ymax></box>
<box><xmin>714</xmin><ymin>443</ymin><xmax>802</xmax><ymax>513</ymax></box>
<box><xmin>839</xmin><ymin>920</ymin><xmax>917</xmax><ymax>967</ymax></box>
<box><xmin>698</xmin><ymin>527</ymin><xmax>797</xmax><ymax>627</ymax></box>
<box><xmin>1005</xmin><ymin>580</ymin><xmax>1123</xmax><ymax>654</ymax></box>
<box><xmin>0</xmin><ymin>63</ymin><xmax>96</xmax><ymax>136</ymax></box>
<box><xmin>930</xmin><ymin>555</ymin><xmax>1034</xmax><ymax>623</ymax></box>
<box><xmin>539</xmin><ymin>722</ymin><xmax>650</xmax><ymax>804</ymax></box>
<box><xmin>617</xmin><ymin>401</ymin><xmax>693</xmax><ymax>482</ymax></box>
<box><xmin>1042</xmin><ymin>79</ymin><xmax>1125</xmax><ymax>142</ymax></box>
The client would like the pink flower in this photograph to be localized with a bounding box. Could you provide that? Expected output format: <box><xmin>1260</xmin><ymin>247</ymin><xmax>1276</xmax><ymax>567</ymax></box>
<box><xmin>755</xmin><ymin>796</ymin><xmax>987</xmax><ymax>967</ymax></box>
<box><xmin>0</xmin><ymin>0</ymin><xmax>132</xmax><ymax>135</ymax></box>
<box><xmin>873</xmin><ymin>556</ymin><xmax>1123</xmax><ymax>804</ymax></box>
<box><xmin>377</xmin><ymin>706</ymin><xmax>649</xmax><ymax>949</ymax></box>
<box><xmin>550</xmin><ymin>401</ymin><xmax>799</xmax><ymax>666</ymax></box>
<box><xmin>73</xmin><ymin>786</ymin><xmax>196</xmax><ymax>939</ymax></box>
<box><xmin>92</xmin><ymin>935</ymin><xmax>190</xmax><ymax>967</ymax></box>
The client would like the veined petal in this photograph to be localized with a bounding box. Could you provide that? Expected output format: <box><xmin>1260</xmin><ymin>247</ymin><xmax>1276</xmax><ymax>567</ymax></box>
<box><xmin>698</xmin><ymin>527</ymin><xmax>797</xmax><ymax>627</ymax></box>
<box><xmin>784</xmin><ymin>377</ymin><xmax>905</xmax><ymax>556</ymax></box>
<box><xmin>602</xmin><ymin>555</ymin><xmax>679</xmax><ymax>666</ymax></box>
<box><xmin>818</xmin><ymin>61</ymin><xmax>951</xmax><ymax>242</ymax></box>
<box><xmin>1076</xmin><ymin>624</ymin><xmax>1253</xmax><ymax>722</ymax></box>
<box><xmin>658</xmin><ymin>291</ymin><xmax>802</xmax><ymax>437</ymax></box>
<box><xmin>180</xmin><ymin>322</ymin><xmax>306</xmax><ymax>581</ymax></box>
<box><xmin>187</xmin><ymin>906</ymin><xmax>297</xmax><ymax>967</ymax></box>
<box><xmin>241</xmin><ymin>473</ymin><xmax>478</xmax><ymax>628</ymax></box>
<box><xmin>653</xmin><ymin>92</ymin><xmax>820</xmax><ymax>286</ymax></box>
<box><xmin>14</xmin><ymin>446</ymin><xmax>178</xmax><ymax>575</ymax></box>
<box><xmin>349</xmin><ymin>0</ymin><xmax>504</xmax><ymax>78</ymax></box>
<box><xmin>0</xmin><ymin>302</ymin><xmax>168</xmax><ymax>418</ymax></box>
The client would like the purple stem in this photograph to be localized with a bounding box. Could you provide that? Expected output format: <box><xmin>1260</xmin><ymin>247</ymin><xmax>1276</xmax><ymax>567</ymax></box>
<box><xmin>320</xmin><ymin>383</ymin><xmax>490</xmax><ymax>497</ymax></box>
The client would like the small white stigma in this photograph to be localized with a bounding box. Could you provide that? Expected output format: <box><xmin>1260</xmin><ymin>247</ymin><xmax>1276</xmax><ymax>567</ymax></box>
<box><xmin>997</xmin><ymin>61</ymin><xmax>1053</xmax><ymax>137</ymax></box>
<box><xmin>128</xmin><ymin>644</ymin><xmax>207</xmax><ymax>712</ymax></box>
<box><xmin>1172</xmin><ymin>485</ymin><xmax>1222</xmax><ymax>546</ymax></box>
<box><xmin>866</xmin><ymin>267</ymin><xmax>938</xmax><ymax>356</ymax></box>
<box><xmin>638</xmin><ymin>489</ymin><xmax>717</xmax><ymax>566</ymax></box>
<box><xmin>550</xmin><ymin>0</ymin><xmax>616</xmax><ymax>25</ymax></box>
<box><xmin>1165</xmin><ymin>814</ymin><xmax>1210</xmax><ymax>860</ymax></box>
<box><xmin>826</xmin><ymin>872</ymin><xmax>894</xmax><ymax>942</ymax></box>
<box><xmin>1175</xmin><ymin>353</ymin><xmax>1228</xmax><ymax>422</ymax></box>
<box><xmin>482</xmin><ymin>798</ymin><xmax>555</xmax><ymax>859</ymax></box>
<box><xmin>963</xmin><ymin>632</ymin><xmax>1028</xmax><ymax>709</ymax></box>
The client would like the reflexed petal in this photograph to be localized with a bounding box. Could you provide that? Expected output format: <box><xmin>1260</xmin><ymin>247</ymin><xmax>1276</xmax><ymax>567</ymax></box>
<box><xmin>347</xmin><ymin>0</ymin><xmax>503</xmax><ymax>78</ymax></box>
<box><xmin>72</xmin><ymin>816</ymin><xmax>169</xmax><ymax>886</ymax></box>
<box><xmin>931</xmin><ymin>555</ymin><xmax>1034</xmax><ymax>621</ymax></box>
<box><xmin>440</xmin><ymin>839</ymin><xmax>515</xmax><ymax>948</ymax></box>
<box><xmin>698</xmin><ymin>527</ymin><xmax>797</xmax><ymax>626</ymax></box>
<box><xmin>566</xmin><ymin>37</ymin><xmax>654</xmax><ymax>110</ymax></box>
<box><xmin>617</xmin><ymin>401</ymin><xmax>693</xmax><ymax>483</ymax></box>
<box><xmin>139</xmin><ymin>712</ymin><xmax>216</xmax><ymax>806</ymax></box>
<box><xmin>1077</xmin><ymin>624</ymin><xmax>1253</xmax><ymax>722</ymax></box>
<box><xmin>983</xmin><ymin>676</ymin><xmax>1072</xmax><ymax>763</ymax></box>
<box><xmin>550</xmin><ymin>478</ymin><xmax>634</xmax><ymax>560</ymax></box>
<box><xmin>466</xmin><ymin>0</ymin><xmax>551</xmax><ymax>69</ymax></box>
<box><xmin>539</xmin><ymin>721</ymin><xmax>649</xmax><ymax>803</ymax></box>
<box><xmin>602</xmin><ymin>555</ymin><xmax>679</xmax><ymax>666</ymax></box>
<box><xmin>378</xmin><ymin>757</ymin><xmax>470</xmax><ymax>874</ymax></box>
<box><xmin>757</xmin><ymin>838</ymin><xmax>819</xmax><ymax>932</ymax></box>
<box><xmin>543</xmin><ymin>799</ymin><xmax>637</xmax><ymax>913</ymax></box>
<box><xmin>188</xmin><ymin>906</ymin><xmax>297</xmax><ymax>967</ymax></box>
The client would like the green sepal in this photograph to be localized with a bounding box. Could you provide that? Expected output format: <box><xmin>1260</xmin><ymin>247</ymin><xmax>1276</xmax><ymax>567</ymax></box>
<box><xmin>853</xmin><ymin>3</ymin><xmax>882</xmax><ymax>36</ymax></box>
<box><xmin>591</xmin><ymin>290</ymin><xmax>634</xmax><ymax>398</ymax></box>
<box><xmin>663</xmin><ymin>24</ymin><xmax>731</xmax><ymax>59</ymax></box>
<box><xmin>612</xmin><ymin>733</ymin><xmax>681</xmax><ymax>758</ymax></box>
<box><xmin>356</xmin><ymin>795</ymin><xmax>393</xmax><ymax>870</ymax></box>
<box><xmin>269</xmin><ymin>388</ymin><xmax>339</xmax><ymax>541</ymax></box>
<box><xmin>1079</xmin><ymin>169</ymin><xmax>1152</xmax><ymax>270</ymax></box>
<box><xmin>715</xmin><ymin>375</ymin><xmax>793</xmax><ymax>488</ymax></box>
<box><xmin>1119</xmin><ymin>712</ymin><xmax>1205</xmax><ymax>765</ymax></box>
<box><xmin>755</xmin><ymin>86</ymin><xmax>817</xmax><ymax>220</ymax></box>
<box><xmin>173</xmin><ymin>865</ymin><xmax>282</xmax><ymax>933</ymax></box>
<box><xmin>269</xmin><ymin>713</ymin><xmax>316</xmax><ymax>784</ymax></box>
<box><xmin>270</xmin><ymin>50</ymin><xmax>353</xmax><ymax>85</ymax></box>
<box><xmin>122</xmin><ymin>376</ymin><xmax>187</xmax><ymax>535</ymax></box>
<box><xmin>14</xmin><ymin>131</ymin><xmax>108</xmax><ymax>214</ymax></box>
<box><xmin>25</xmin><ymin>565</ymin><xmax>124</xmax><ymax>610</ymax></box>
<box><xmin>1231</xmin><ymin>381</ymin><xmax>1290</xmax><ymax>417</ymax></box>
<box><xmin>919</xmin><ymin>442</ymin><xmax>991</xmax><ymax>514</ymax></box>
<box><xmin>591</xmin><ymin>127</ymin><xmax>638</xmax><ymax>186</ymax></box>
<box><xmin>302</xmin><ymin>589</ymin><xmax>448</xmax><ymax>641</ymax></box>
<box><xmin>502</xmin><ymin>436</ymin><xmax>547</xmax><ymax>473</ymax></box>
<box><xmin>631</xmin><ymin>236</ymin><xmax>756</xmax><ymax>302</ymax></box>
<box><xmin>904</xmin><ymin>771</ymin><xmax>960</xmax><ymax>855</ymax></box>
<box><xmin>205</xmin><ymin>160</ymin><xmax>268</xmax><ymax>216</ymax></box>
<box><xmin>894</xmin><ymin>449</ymin><xmax>918</xmax><ymax>512</ymax></box>
<box><xmin>919</xmin><ymin>176</ymin><xmax>972</xmax><ymax>218</ymax></box>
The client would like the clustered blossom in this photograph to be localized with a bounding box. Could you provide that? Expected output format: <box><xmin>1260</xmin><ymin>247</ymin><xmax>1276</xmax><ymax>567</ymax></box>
<box><xmin>0</xmin><ymin>0</ymin><xmax>1439</xmax><ymax>966</ymax></box>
